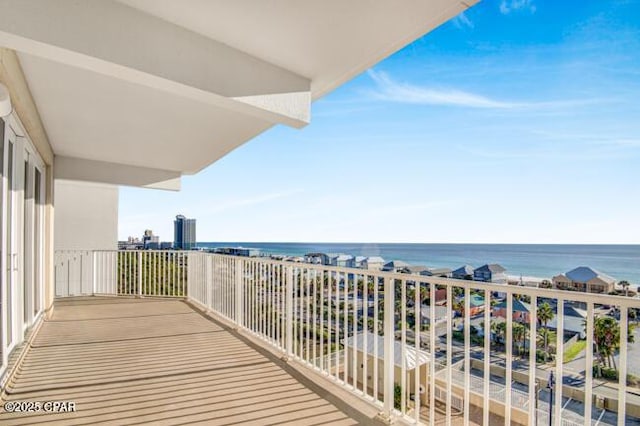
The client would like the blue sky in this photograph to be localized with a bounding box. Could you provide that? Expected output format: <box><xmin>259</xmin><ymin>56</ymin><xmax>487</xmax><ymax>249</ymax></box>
<box><xmin>119</xmin><ymin>0</ymin><xmax>640</xmax><ymax>244</ymax></box>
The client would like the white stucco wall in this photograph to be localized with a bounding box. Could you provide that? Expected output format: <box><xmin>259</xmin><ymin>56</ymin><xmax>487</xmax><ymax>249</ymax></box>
<box><xmin>54</xmin><ymin>180</ymin><xmax>118</xmax><ymax>250</ymax></box>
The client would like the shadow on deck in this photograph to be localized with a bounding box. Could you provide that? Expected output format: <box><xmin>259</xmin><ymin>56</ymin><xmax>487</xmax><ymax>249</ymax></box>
<box><xmin>0</xmin><ymin>297</ymin><xmax>375</xmax><ymax>425</ymax></box>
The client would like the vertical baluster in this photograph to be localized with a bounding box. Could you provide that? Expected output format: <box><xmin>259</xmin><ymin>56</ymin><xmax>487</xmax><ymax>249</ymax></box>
<box><xmin>463</xmin><ymin>285</ymin><xmax>471</xmax><ymax>425</ymax></box>
<box><xmin>414</xmin><ymin>279</ymin><xmax>421</xmax><ymax>424</ymax></box>
<box><xmin>401</xmin><ymin>278</ymin><xmax>407</xmax><ymax>415</ymax></box>
<box><xmin>362</xmin><ymin>274</ymin><xmax>369</xmax><ymax>397</ymax></box>
<box><xmin>555</xmin><ymin>299</ymin><xmax>564</xmax><ymax>426</ymax></box>
<box><xmin>320</xmin><ymin>270</ymin><xmax>325</xmax><ymax>372</ymax></box>
<box><xmin>505</xmin><ymin>292</ymin><xmax>513</xmax><ymax>426</ymax></box>
<box><xmin>528</xmin><ymin>294</ymin><xmax>538</xmax><ymax>426</ymax></box>
<box><xmin>429</xmin><ymin>282</ymin><xmax>436</xmax><ymax>425</ymax></box>
<box><xmin>335</xmin><ymin>270</ymin><xmax>340</xmax><ymax>380</ymax></box>
<box><xmin>482</xmin><ymin>289</ymin><xmax>491</xmax><ymax>426</ymax></box>
<box><xmin>446</xmin><ymin>284</ymin><xmax>452</xmax><ymax>426</ymax></box>
<box><xmin>352</xmin><ymin>272</ymin><xmax>358</xmax><ymax>389</ymax></box>
<box><xmin>373</xmin><ymin>274</ymin><xmax>379</xmax><ymax>402</ymax></box>
<box><xmin>327</xmin><ymin>269</ymin><xmax>333</xmax><ymax>378</ymax></box>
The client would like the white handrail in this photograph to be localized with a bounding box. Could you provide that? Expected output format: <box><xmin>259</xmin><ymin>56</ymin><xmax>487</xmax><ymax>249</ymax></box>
<box><xmin>54</xmin><ymin>250</ymin><xmax>639</xmax><ymax>425</ymax></box>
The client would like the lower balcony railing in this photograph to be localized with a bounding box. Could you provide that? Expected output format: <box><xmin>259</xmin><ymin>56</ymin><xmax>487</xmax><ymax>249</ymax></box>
<box><xmin>54</xmin><ymin>250</ymin><xmax>640</xmax><ymax>426</ymax></box>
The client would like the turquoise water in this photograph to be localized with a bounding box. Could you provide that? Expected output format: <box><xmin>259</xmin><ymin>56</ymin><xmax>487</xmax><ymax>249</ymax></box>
<box><xmin>197</xmin><ymin>243</ymin><xmax>640</xmax><ymax>284</ymax></box>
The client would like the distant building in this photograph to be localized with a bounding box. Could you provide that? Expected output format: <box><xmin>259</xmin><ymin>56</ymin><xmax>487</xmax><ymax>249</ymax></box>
<box><xmin>421</xmin><ymin>267</ymin><xmax>453</xmax><ymax>278</ymax></box>
<box><xmin>547</xmin><ymin>302</ymin><xmax>588</xmax><ymax>338</ymax></box>
<box><xmin>142</xmin><ymin>229</ymin><xmax>159</xmax><ymax>249</ymax></box>
<box><xmin>382</xmin><ymin>260</ymin><xmax>411</xmax><ymax>273</ymax></box>
<box><xmin>362</xmin><ymin>256</ymin><xmax>385</xmax><ymax>270</ymax></box>
<box><xmin>474</xmin><ymin>264</ymin><xmax>507</xmax><ymax>284</ymax></box>
<box><xmin>451</xmin><ymin>265</ymin><xmax>475</xmax><ymax>280</ymax></box>
<box><xmin>354</xmin><ymin>256</ymin><xmax>367</xmax><ymax>268</ymax></box>
<box><xmin>214</xmin><ymin>247</ymin><xmax>261</xmax><ymax>257</ymax></box>
<box><xmin>552</xmin><ymin>266</ymin><xmax>616</xmax><ymax>294</ymax></box>
<box><xmin>304</xmin><ymin>252</ymin><xmax>329</xmax><ymax>265</ymax></box>
<box><xmin>118</xmin><ymin>236</ymin><xmax>143</xmax><ymax>250</ymax></box>
<box><xmin>174</xmin><ymin>214</ymin><xmax>196</xmax><ymax>250</ymax></box>
<box><xmin>159</xmin><ymin>242</ymin><xmax>173</xmax><ymax>250</ymax></box>
<box><xmin>401</xmin><ymin>265</ymin><xmax>429</xmax><ymax>274</ymax></box>
<box><xmin>329</xmin><ymin>254</ymin><xmax>353</xmax><ymax>268</ymax></box>
<box><xmin>492</xmin><ymin>299</ymin><xmax>531</xmax><ymax>323</ymax></box>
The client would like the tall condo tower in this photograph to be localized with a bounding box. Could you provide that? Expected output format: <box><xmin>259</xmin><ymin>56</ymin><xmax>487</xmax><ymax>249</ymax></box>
<box><xmin>173</xmin><ymin>215</ymin><xmax>196</xmax><ymax>250</ymax></box>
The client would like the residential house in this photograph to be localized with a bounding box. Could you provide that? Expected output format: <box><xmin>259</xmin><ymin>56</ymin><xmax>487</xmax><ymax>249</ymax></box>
<box><xmin>382</xmin><ymin>260</ymin><xmax>411</xmax><ymax>273</ymax></box>
<box><xmin>354</xmin><ymin>256</ymin><xmax>367</xmax><ymax>268</ymax></box>
<box><xmin>553</xmin><ymin>266</ymin><xmax>616</xmax><ymax>294</ymax></box>
<box><xmin>474</xmin><ymin>264</ymin><xmax>508</xmax><ymax>284</ymax></box>
<box><xmin>546</xmin><ymin>302</ymin><xmax>587</xmax><ymax>339</ymax></box>
<box><xmin>362</xmin><ymin>256</ymin><xmax>385</xmax><ymax>271</ymax></box>
<box><xmin>304</xmin><ymin>252</ymin><xmax>329</xmax><ymax>265</ymax></box>
<box><xmin>421</xmin><ymin>267</ymin><xmax>453</xmax><ymax>278</ymax></box>
<box><xmin>401</xmin><ymin>265</ymin><xmax>429</xmax><ymax>275</ymax></box>
<box><xmin>342</xmin><ymin>332</ymin><xmax>430</xmax><ymax>405</ymax></box>
<box><xmin>331</xmin><ymin>254</ymin><xmax>354</xmax><ymax>268</ymax></box>
<box><xmin>492</xmin><ymin>299</ymin><xmax>531</xmax><ymax>323</ymax></box>
<box><xmin>551</xmin><ymin>273</ymin><xmax>572</xmax><ymax>290</ymax></box>
<box><xmin>452</xmin><ymin>265</ymin><xmax>475</xmax><ymax>280</ymax></box>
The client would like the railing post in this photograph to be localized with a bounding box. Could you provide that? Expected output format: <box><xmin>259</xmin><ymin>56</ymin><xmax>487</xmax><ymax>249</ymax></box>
<box><xmin>285</xmin><ymin>265</ymin><xmax>294</xmax><ymax>358</ymax></box>
<box><xmin>383</xmin><ymin>276</ymin><xmax>395</xmax><ymax>420</ymax></box>
<box><xmin>92</xmin><ymin>251</ymin><xmax>97</xmax><ymax>295</ymax></box>
<box><xmin>235</xmin><ymin>258</ymin><xmax>244</xmax><ymax>327</ymax></box>
<box><xmin>138</xmin><ymin>251</ymin><xmax>143</xmax><ymax>297</ymax></box>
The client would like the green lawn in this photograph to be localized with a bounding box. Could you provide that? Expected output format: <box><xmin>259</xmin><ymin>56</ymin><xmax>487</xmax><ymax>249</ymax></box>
<box><xmin>563</xmin><ymin>340</ymin><xmax>587</xmax><ymax>363</ymax></box>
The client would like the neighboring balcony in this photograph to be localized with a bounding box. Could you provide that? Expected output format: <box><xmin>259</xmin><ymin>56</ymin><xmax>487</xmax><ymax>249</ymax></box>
<box><xmin>3</xmin><ymin>250</ymin><xmax>639</xmax><ymax>426</ymax></box>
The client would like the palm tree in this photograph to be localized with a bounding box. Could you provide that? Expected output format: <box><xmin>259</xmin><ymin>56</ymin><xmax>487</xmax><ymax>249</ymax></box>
<box><xmin>620</xmin><ymin>280</ymin><xmax>630</xmax><ymax>297</ymax></box>
<box><xmin>593</xmin><ymin>316</ymin><xmax>620</xmax><ymax>369</ymax></box>
<box><xmin>537</xmin><ymin>302</ymin><xmax>554</xmax><ymax>362</ymax></box>
<box><xmin>512</xmin><ymin>322</ymin><xmax>526</xmax><ymax>356</ymax></box>
<box><xmin>592</xmin><ymin>316</ymin><xmax>636</xmax><ymax>371</ymax></box>
<box><xmin>491</xmin><ymin>320</ymin><xmax>507</xmax><ymax>346</ymax></box>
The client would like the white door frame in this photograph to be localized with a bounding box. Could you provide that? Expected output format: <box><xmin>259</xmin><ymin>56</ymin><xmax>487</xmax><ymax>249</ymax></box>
<box><xmin>1</xmin><ymin>112</ymin><xmax>45</xmax><ymax>370</ymax></box>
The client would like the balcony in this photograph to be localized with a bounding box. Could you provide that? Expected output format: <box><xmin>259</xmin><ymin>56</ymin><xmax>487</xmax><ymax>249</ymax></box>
<box><xmin>0</xmin><ymin>296</ymin><xmax>371</xmax><ymax>425</ymax></box>
<box><xmin>2</xmin><ymin>250</ymin><xmax>639</xmax><ymax>425</ymax></box>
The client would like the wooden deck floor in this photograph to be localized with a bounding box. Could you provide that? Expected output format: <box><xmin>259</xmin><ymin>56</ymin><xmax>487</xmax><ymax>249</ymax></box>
<box><xmin>0</xmin><ymin>297</ymin><xmax>368</xmax><ymax>425</ymax></box>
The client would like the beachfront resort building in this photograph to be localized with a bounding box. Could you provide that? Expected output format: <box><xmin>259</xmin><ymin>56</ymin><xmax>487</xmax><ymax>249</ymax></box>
<box><xmin>0</xmin><ymin>1</ymin><xmax>637</xmax><ymax>425</ymax></box>
<box><xmin>552</xmin><ymin>266</ymin><xmax>617</xmax><ymax>294</ymax></box>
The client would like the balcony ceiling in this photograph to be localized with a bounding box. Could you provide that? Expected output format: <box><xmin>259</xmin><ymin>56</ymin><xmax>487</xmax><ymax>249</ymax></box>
<box><xmin>0</xmin><ymin>0</ymin><xmax>474</xmax><ymax>189</ymax></box>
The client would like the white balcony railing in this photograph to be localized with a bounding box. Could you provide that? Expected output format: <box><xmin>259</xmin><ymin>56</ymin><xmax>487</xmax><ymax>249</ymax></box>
<box><xmin>55</xmin><ymin>250</ymin><xmax>640</xmax><ymax>426</ymax></box>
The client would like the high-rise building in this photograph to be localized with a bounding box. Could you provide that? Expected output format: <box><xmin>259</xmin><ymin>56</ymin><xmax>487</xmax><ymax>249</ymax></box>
<box><xmin>173</xmin><ymin>215</ymin><xmax>196</xmax><ymax>250</ymax></box>
<box><xmin>142</xmin><ymin>229</ymin><xmax>160</xmax><ymax>249</ymax></box>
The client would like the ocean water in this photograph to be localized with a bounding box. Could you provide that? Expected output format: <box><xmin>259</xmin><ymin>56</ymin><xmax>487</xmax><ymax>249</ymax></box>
<box><xmin>197</xmin><ymin>242</ymin><xmax>640</xmax><ymax>284</ymax></box>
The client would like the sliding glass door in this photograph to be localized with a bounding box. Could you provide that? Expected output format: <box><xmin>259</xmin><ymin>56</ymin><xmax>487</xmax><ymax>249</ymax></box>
<box><xmin>1</xmin><ymin>115</ymin><xmax>45</xmax><ymax>369</ymax></box>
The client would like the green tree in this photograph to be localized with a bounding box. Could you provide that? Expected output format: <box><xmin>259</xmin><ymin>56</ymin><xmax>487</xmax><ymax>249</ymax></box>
<box><xmin>592</xmin><ymin>315</ymin><xmax>635</xmax><ymax>371</ymax></box>
<box><xmin>620</xmin><ymin>280</ymin><xmax>630</xmax><ymax>297</ymax></box>
<box><xmin>537</xmin><ymin>302</ymin><xmax>554</xmax><ymax>362</ymax></box>
<box><xmin>512</xmin><ymin>322</ymin><xmax>527</xmax><ymax>356</ymax></box>
<box><xmin>492</xmin><ymin>320</ymin><xmax>507</xmax><ymax>345</ymax></box>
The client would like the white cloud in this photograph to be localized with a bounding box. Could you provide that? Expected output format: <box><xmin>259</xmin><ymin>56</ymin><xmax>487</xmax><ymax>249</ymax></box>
<box><xmin>367</xmin><ymin>70</ymin><xmax>519</xmax><ymax>109</ymax></box>
<box><xmin>367</xmin><ymin>70</ymin><xmax>604</xmax><ymax>110</ymax></box>
<box><xmin>204</xmin><ymin>190</ymin><xmax>303</xmax><ymax>214</ymax></box>
<box><xmin>452</xmin><ymin>12</ymin><xmax>474</xmax><ymax>29</ymax></box>
<box><xmin>500</xmin><ymin>0</ymin><xmax>537</xmax><ymax>15</ymax></box>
